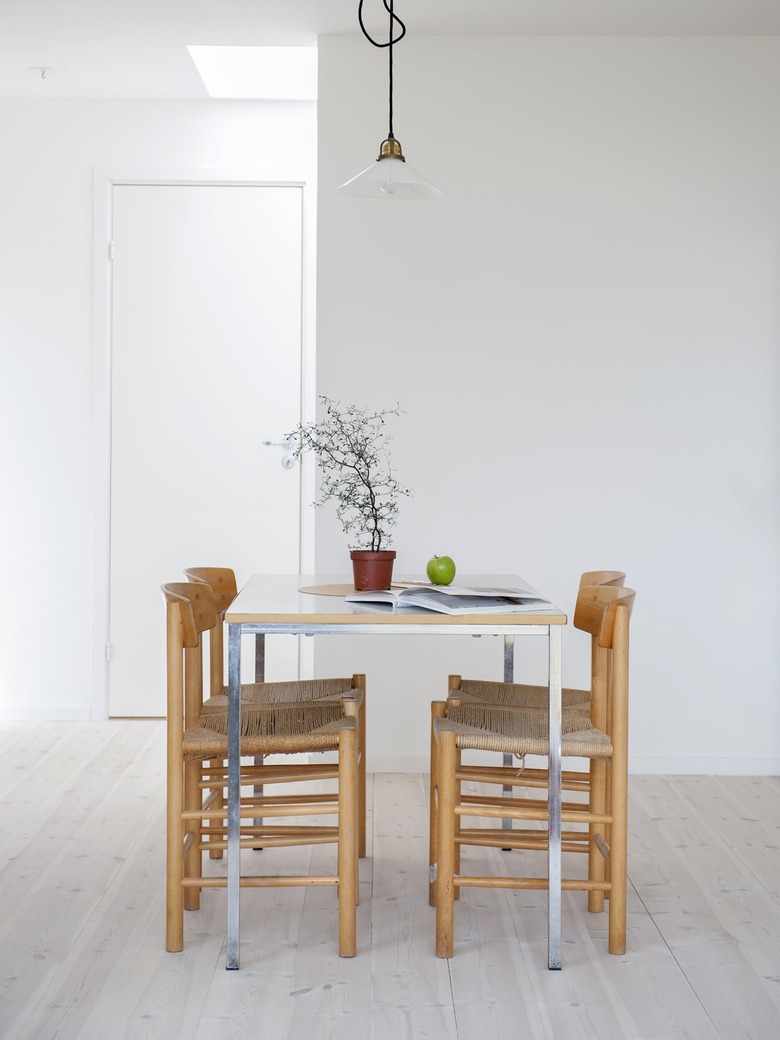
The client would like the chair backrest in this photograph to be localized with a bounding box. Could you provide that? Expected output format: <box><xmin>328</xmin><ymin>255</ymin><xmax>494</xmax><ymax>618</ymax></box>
<box><xmin>184</xmin><ymin>567</ymin><xmax>238</xmax><ymax>613</ymax></box>
<box><xmin>163</xmin><ymin>581</ymin><xmax>218</xmax><ymax>647</ymax></box>
<box><xmin>573</xmin><ymin>585</ymin><xmax>635</xmax><ymax>649</ymax></box>
<box><xmin>573</xmin><ymin>585</ymin><xmax>635</xmax><ymax>733</ymax></box>
<box><xmin>184</xmin><ymin>568</ymin><xmax>238</xmax><ymax>697</ymax></box>
<box><xmin>162</xmin><ymin>582</ymin><xmax>219</xmax><ymax>729</ymax></box>
<box><xmin>579</xmin><ymin>570</ymin><xmax>626</xmax><ymax>589</ymax></box>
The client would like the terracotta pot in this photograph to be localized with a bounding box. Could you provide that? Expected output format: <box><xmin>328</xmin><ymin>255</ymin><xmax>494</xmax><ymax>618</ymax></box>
<box><xmin>350</xmin><ymin>550</ymin><xmax>397</xmax><ymax>591</ymax></box>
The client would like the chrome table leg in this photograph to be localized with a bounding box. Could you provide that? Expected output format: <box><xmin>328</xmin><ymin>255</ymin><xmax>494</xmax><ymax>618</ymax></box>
<box><xmin>547</xmin><ymin>623</ymin><xmax>563</xmax><ymax>970</ymax></box>
<box><xmin>226</xmin><ymin>622</ymin><xmax>242</xmax><ymax>969</ymax></box>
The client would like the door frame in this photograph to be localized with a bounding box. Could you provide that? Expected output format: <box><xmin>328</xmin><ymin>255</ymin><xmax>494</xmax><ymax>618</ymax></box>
<box><xmin>90</xmin><ymin>167</ymin><xmax>316</xmax><ymax>719</ymax></box>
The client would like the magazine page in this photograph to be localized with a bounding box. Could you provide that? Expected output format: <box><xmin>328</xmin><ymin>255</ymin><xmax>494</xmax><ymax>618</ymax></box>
<box><xmin>345</xmin><ymin>583</ymin><xmax>554</xmax><ymax>615</ymax></box>
<box><xmin>390</xmin><ymin>580</ymin><xmax>545</xmax><ymax>600</ymax></box>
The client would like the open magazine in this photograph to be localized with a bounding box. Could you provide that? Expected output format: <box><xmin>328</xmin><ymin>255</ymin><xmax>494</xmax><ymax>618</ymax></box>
<box><xmin>345</xmin><ymin>581</ymin><xmax>555</xmax><ymax>615</ymax></box>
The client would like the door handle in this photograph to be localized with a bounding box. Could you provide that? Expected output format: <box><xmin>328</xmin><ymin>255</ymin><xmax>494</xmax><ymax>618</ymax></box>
<box><xmin>263</xmin><ymin>436</ymin><xmax>296</xmax><ymax>468</ymax></box>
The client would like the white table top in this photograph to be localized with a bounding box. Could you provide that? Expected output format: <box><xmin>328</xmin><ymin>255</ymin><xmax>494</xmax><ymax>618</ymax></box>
<box><xmin>225</xmin><ymin>573</ymin><xmax>566</xmax><ymax>627</ymax></box>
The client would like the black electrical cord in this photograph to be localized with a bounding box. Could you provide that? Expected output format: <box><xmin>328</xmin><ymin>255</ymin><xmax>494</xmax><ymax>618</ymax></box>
<box><xmin>358</xmin><ymin>0</ymin><xmax>406</xmax><ymax>140</ymax></box>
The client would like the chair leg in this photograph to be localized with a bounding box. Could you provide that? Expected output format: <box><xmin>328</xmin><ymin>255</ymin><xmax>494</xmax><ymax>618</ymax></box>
<box><xmin>166</xmin><ymin>755</ymin><xmax>184</xmax><ymax>952</ymax></box>
<box><xmin>355</xmin><ymin>674</ymin><xmax>367</xmax><ymax>858</ymax></box>
<box><xmin>608</xmin><ymin>619</ymin><xmax>629</xmax><ymax>954</ymax></box>
<box><xmin>183</xmin><ymin>759</ymin><xmax>202</xmax><ymax>911</ymax></box>
<box><xmin>447</xmin><ymin>690</ymin><xmax>463</xmax><ymax>899</ymax></box>
<box><xmin>608</xmin><ymin>762</ymin><xmax>627</xmax><ymax>954</ymax></box>
<box><xmin>607</xmin><ymin>738</ymin><xmax>628</xmax><ymax>953</ymax></box>
<box><xmin>207</xmin><ymin>758</ymin><xmax>225</xmax><ymax>859</ymax></box>
<box><xmin>338</xmin><ymin>722</ymin><xmax>358</xmax><ymax>958</ymax></box>
<box><xmin>604</xmin><ymin>758</ymin><xmax>613</xmax><ymax>892</ymax></box>
<box><xmin>594</xmin><ymin>640</ymin><xmax>615</xmax><ymax>894</ymax></box>
<box><xmin>435</xmin><ymin>728</ymin><xmax>457</xmax><ymax>958</ymax></box>
<box><xmin>588</xmin><ymin>758</ymin><xmax>607</xmax><ymax>913</ymax></box>
<box><xmin>453</xmin><ymin>746</ymin><xmax>462</xmax><ymax>894</ymax></box>
<box><xmin>429</xmin><ymin>700</ymin><xmax>447</xmax><ymax>906</ymax></box>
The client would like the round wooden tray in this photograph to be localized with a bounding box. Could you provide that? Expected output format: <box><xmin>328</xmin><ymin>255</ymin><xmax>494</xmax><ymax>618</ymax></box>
<box><xmin>298</xmin><ymin>584</ymin><xmax>356</xmax><ymax>597</ymax></box>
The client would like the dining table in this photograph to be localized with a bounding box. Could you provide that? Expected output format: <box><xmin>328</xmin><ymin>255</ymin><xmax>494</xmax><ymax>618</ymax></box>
<box><xmin>224</xmin><ymin>573</ymin><xmax>566</xmax><ymax>971</ymax></box>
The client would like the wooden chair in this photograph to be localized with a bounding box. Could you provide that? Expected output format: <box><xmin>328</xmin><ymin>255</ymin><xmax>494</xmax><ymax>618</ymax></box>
<box><xmin>163</xmin><ymin>581</ymin><xmax>360</xmax><ymax>956</ymax></box>
<box><xmin>432</xmin><ymin>585</ymin><xmax>635</xmax><ymax>957</ymax></box>
<box><xmin>428</xmin><ymin>570</ymin><xmax>625</xmax><ymax>903</ymax></box>
<box><xmin>184</xmin><ymin>567</ymin><xmax>367</xmax><ymax>858</ymax></box>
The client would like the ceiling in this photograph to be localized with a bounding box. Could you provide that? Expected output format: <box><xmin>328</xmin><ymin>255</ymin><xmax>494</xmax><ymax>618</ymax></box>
<box><xmin>2</xmin><ymin>0</ymin><xmax>780</xmax><ymax>99</ymax></box>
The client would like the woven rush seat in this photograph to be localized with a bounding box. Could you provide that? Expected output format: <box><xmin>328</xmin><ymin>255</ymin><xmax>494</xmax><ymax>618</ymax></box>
<box><xmin>184</xmin><ymin>697</ymin><xmax>363</xmax><ymax>757</ymax></box>
<box><xmin>451</xmin><ymin>679</ymin><xmax>591</xmax><ymax>718</ymax></box>
<box><xmin>435</xmin><ymin>703</ymin><xmax>612</xmax><ymax>759</ymax></box>
<box><xmin>198</xmin><ymin>677</ymin><xmax>360</xmax><ymax>736</ymax></box>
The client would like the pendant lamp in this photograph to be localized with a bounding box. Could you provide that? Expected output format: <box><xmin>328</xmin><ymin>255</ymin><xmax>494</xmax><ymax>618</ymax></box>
<box><xmin>338</xmin><ymin>0</ymin><xmax>442</xmax><ymax>201</ymax></box>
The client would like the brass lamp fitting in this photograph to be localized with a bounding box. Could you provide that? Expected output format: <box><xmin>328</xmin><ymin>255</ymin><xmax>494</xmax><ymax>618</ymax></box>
<box><xmin>377</xmin><ymin>137</ymin><xmax>406</xmax><ymax>162</ymax></box>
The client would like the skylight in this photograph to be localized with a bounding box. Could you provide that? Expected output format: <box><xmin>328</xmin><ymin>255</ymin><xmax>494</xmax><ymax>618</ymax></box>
<box><xmin>188</xmin><ymin>46</ymin><xmax>318</xmax><ymax>100</ymax></box>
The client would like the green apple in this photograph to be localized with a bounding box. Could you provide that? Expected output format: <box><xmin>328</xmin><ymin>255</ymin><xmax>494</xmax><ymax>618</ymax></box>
<box><xmin>427</xmin><ymin>555</ymin><xmax>456</xmax><ymax>586</ymax></box>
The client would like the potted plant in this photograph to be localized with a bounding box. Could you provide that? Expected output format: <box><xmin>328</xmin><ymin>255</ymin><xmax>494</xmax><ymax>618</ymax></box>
<box><xmin>288</xmin><ymin>397</ymin><xmax>410</xmax><ymax>590</ymax></box>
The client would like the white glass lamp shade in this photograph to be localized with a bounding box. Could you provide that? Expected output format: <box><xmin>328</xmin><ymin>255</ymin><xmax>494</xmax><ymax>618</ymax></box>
<box><xmin>339</xmin><ymin>157</ymin><xmax>442</xmax><ymax>200</ymax></box>
<box><xmin>338</xmin><ymin>138</ymin><xmax>442</xmax><ymax>201</ymax></box>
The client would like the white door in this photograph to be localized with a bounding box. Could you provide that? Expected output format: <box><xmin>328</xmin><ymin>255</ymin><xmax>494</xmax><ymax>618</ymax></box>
<box><xmin>109</xmin><ymin>183</ymin><xmax>303</xmax><ymax>716</ymax></box>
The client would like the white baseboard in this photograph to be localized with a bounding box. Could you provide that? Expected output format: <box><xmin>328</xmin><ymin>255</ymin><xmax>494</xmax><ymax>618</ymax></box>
<box><xmin>628</xmin><ymin>755</ymin><xmax>780</xmax><ymax>776</ymax></box>
<box><xmin>369</xmin><ymin>755</ymin><xmax>430</xmax><ymax>774</ymax></box>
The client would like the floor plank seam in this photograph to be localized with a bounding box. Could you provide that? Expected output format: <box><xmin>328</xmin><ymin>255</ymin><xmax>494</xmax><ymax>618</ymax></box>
<box><xmin>445</xmin><ymin>961</ymin><xmax>460</xmax><ymax>1040</ymax></box>
<box><xmin>627</xmin><ymin>866</ymin><xmax>725</xmax><ymax>1040</ymax></box>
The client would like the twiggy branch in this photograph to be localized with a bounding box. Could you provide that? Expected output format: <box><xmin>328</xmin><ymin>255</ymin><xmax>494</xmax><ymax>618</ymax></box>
<box><xmin>287</xmin><ymin>397</ymin><xmax>410</xmax><ymax>552</ymax></box>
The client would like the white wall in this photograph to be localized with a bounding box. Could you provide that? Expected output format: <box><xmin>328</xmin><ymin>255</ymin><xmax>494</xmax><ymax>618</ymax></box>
<box><xmin>315</xmin><ymin>36</ymin><xmax>780</xmax><ymax>773</ymax></box>
<box><xmin>0</xmin><ymin>98</ymin><xmax>316</xmax><ymax>720</ymax></box>
<box><xmin>2</xmin><ymin>40</ymin><xmax>778</xmax><ymax>775</ymax></box>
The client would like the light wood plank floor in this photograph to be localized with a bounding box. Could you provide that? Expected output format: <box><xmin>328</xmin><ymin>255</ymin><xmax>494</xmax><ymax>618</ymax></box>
<box><xmin>1</xmin><ymin>721</ymin><xmax>778</xmax><ymax>1040</ymax></box>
